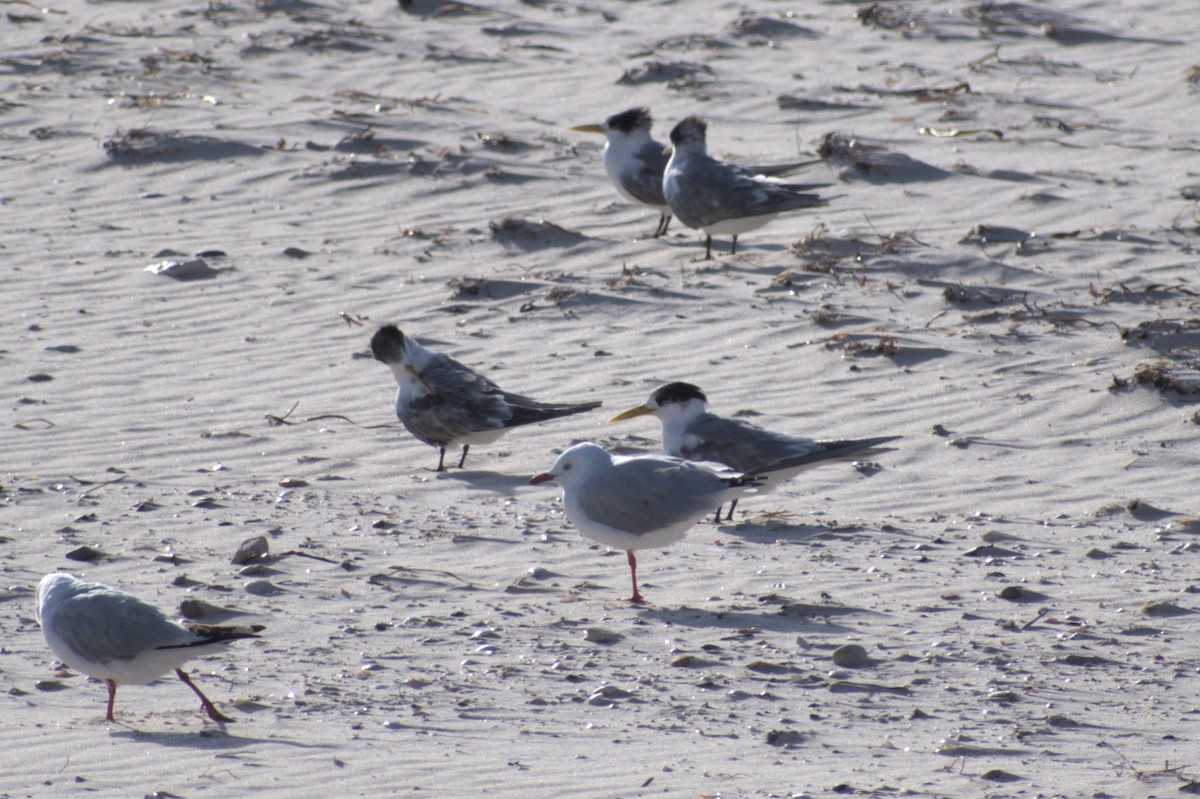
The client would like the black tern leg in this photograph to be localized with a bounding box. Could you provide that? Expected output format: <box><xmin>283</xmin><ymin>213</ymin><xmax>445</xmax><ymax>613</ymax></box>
<box><xmin>435</xmin><ymin>447</ymin><xmax>447</xmax><ymax>472</ymax></box>
<box><xmin>712</xmin><ymin>506</ymin><xmax>722</xmax><ymax>524</ymax></box>
<box><xmin>626</xmin><ymin>550</ymin><xmax>645</xmax><ymax>604</ymax></box>
<box><xmin>176</xmin><ymin>668</ymin><xmax>233</xmax><ymax>723</ymax></box>
<box><xmin>457</xmin><ymin>444</ymin><xmax>470</xmax><ymax>469</ymax></box>
<box><xmin>704</xmin><ymin>235</ymin><xmax>713</xmax><ymax>260</ymax></box>
<box><xmin>105</xmin><ymin>678</ymin><xmax>118</xmax><ymax>722</ymax></box>
<box><xmin>730</xmin><ymin>235</ymin><xmax>739</xmax><ymax>255</ymax></box>
<box><xmin>725</xmin><ymin>498</ymin><xmax>739</xmax><ymax>522</ymax></box>
<box><xmin>654</xmin><ymin>213</ymin><xmax>671</xmax><ymax>238</ymax></box>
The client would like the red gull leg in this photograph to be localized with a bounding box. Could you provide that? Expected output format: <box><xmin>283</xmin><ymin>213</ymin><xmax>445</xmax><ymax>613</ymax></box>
<box><xmin>626</xmin><ymin>550</ymin><xmax>646</xmax><ymax>604</ymax></box>
<box><xmin>105</xmin><ymin>679</ymin><xmax>117</xmax><ymax>722</ymax></box>
<box><xmin>175</xmin><ymin>668</ymin><xmax>234</xmax><ymax>723</ymax></box>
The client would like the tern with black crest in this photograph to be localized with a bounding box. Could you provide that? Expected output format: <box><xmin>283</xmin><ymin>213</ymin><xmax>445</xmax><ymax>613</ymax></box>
<box><xmin>609</xmin><ymin>382</ymin><xmax>900</xmax><ymax>520</ymax></box>
<box><xmin>371</xmin><ymin>324</ymin><xmax>601</xmax><ymax>471</ymax></box>
<box><xmin>663</xmin><ymin>116</ymin><xmax>827</xmax><ymax>259</ymax></box>
<box><xmin>570</xmin><ymin>108</ymin><xmax>819</xmax><ymax>239</ymax></box>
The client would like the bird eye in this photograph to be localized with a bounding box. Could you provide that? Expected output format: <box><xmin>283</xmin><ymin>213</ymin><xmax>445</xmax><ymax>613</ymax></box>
<box><xmin>563</xmin><ymin>463</ymin><xmax>572</xmax><ymax>471</ymax></box>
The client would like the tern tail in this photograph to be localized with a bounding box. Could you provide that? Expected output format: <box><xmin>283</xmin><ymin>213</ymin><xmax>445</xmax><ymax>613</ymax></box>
<box><xmin>504</xmin><ymin>399</ymin><xmax>602</xmax><ymax>428</ymax></box>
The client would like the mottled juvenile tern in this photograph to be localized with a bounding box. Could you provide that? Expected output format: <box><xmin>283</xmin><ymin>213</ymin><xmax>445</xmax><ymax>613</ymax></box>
<box><xmin>609</xmin><ymin>382</ymin><xmax>900</xmax><ymax>520</ymax></box>
<box><xmin>529</xmin><ymin>442</ymin><xmax>766</xmax><ymax>602</ymax></box>
<box><xmin>36</xmin><ymin>572</ymin><xmax>263</xmax><ymax>722</ymax></box>
<box><xmin>664</xmin><ymin>116</ymin><xmax>827</xmax><ymax>259</ymax></box>
<box><xmin>570</xmin><ymin>108</ymin><xmax>819</xmax><ymax>239</ymax></box>
<box><xmin>371</xmin><ymin>324</ymin><xmax>601</xmax><ymax>471</ymax></box>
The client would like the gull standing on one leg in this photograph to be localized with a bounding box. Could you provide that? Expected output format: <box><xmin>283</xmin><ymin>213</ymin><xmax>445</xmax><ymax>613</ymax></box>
<box><xmin>663</xmin><ymin>116</ymin><xmax>827</xmax><ymax>259</ymax></box>
<box><xmin>529</xmin><ymin>442</ymin><xmax>767</xmax><ymax>603</ymax></box>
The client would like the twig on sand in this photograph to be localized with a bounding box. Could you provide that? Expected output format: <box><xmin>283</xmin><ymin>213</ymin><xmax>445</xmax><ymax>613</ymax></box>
<box><xmin>1100</xmin><ymin>741</ymin><xmax>1192</xmax><ymax>782</ymax></box>
<box><xmin>72</xmin><ymin>473</ymin><xmax>129</xmax><ymax>499</ymax></box>
<box><xmin>265</xmin><ymin>403</ymin><xmax>364</xmax><ymax>428</ymax></box>
<box><xmin>382</xmin><ymin>565</ymin><xmax>474</xmax><ymax>586</ymax></box>
<box><xmin>277</xmin><ymin>550</ymin><xmax>342</xmax><ymax>566</ymax></box>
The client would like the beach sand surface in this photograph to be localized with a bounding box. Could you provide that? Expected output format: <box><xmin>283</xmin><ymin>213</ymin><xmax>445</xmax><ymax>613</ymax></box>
<box><xmin>3</xmin><ymin>0</ymin><xmax>1198</xmax><ymax>796</ymax></box>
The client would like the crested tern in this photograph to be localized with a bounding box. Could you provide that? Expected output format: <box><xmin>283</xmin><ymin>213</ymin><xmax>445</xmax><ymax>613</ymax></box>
<box><xmin>570</xmin><ymin>108</ymin><xmax>819</xmax><ymax>239</ymax></box>
<box><xmin>609</xmin><ymin>381</ymin><xmax>899</xmax><ymax>520</ymax></box>
<box><xmin>371</xmin><ymin>324</ymin><xmax>601</xmax><ymax>471</ymax></box>
<box><xmin>663</xmin><ymin>116</ymin><xmax>827</xmax><ymax>259</ymax></box>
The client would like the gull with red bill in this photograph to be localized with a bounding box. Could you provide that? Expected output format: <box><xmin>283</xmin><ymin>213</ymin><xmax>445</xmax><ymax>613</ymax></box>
<box><xmin>528</xmin><ymin>442</ymin><xmax>846</xmax><ymax>603</ymax></box>
<box><xmin>36</xmin><ymin>572</ymin><xmax>263</xmax><ymax>723</ymax></box>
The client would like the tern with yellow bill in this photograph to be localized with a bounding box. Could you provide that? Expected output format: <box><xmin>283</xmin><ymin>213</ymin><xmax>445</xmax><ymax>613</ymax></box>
<box><xmin>609</xmin><ymin>382</ymin><xmax>899</xmax><ymax>520</ymax></box>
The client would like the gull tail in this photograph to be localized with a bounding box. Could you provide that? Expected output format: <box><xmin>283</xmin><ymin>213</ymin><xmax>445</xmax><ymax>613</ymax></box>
<box><xmin>169</xmin><ymin>623</ymin><xmax>266</xmax><ymax>650</ymax></box>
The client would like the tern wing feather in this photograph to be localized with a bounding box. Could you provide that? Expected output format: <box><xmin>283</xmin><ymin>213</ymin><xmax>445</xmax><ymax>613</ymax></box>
<box><xmin>748</xmin><ymin>435</ymin><xmax>902</xmax><ymax>477</ymax></box>
<box><xmin>681</xmin><ymin>415</ymin><xmax>822</xmax><ymax>473</ymax></box>
<box><xmin>619</xmin><ymin>141</ymin><xmax>670</xmax><ymax>207</ymax></box>
<box><xmin>412</xmin><ymin>353</ymin><xmax>516</xmax><ymax>431</ymax></box>
<box><xmin>497</xmin><ymin>390</ymin><xmax>602</xmax><ymax>427</ymax></box>
<box><xmin>667</xmin><ymin>155</ymin><xmax>824</xmax><ymax>229</ymax></box>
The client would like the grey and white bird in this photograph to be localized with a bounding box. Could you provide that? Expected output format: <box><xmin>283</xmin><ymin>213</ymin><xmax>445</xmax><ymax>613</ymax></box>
<box><xmin>36</xmin><ymin>572</ymin><xmax>263</xmax><ymax>723</ymax></box>
<box><xmin>570</xmin><ymin>108</ymin><xmax>675</xmax><ymax>238</ymax></box>
<box><xmin>663</xmin><ymin>116</ymin><xmax>827</xmax><ymax>259</ymax></box>
<box><xmin>371</xmin><ymin>324</ymin><xmax>601</xmax><ymax>471</ymax></box>
<box><xmin>608</xmin><ymin>382</ymin><xmax>900</xmax><ymax>520</ymax></box>
<box><xmin>529</xmin><ymin>442</ymin><xmax>766</xmax><ymax>603</ymax></box>
<box><xmin>570</xmin><ymin>108</ymin><xmax>819</xmax><ymax>239</ymax></box>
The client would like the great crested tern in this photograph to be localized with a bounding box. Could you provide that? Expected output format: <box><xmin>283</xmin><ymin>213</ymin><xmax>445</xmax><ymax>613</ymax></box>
<box><xmin>571</xmin><ymin>108</ymin><xmax>819</xmax><ymax>240</ymax></box>
<box><xmin>663</xmin><ymin>115</ymin><xmax>827</xmax><ymax>259</ymax></box>
<box><xmin>609</xmin><ymin>381</ymin><xmax>899</xmax><ymax>520</ymax></box>
<box><xmin>371</xmin><ymin>324</ymin><xmax>601</xmax><ymax>471</ymax></box>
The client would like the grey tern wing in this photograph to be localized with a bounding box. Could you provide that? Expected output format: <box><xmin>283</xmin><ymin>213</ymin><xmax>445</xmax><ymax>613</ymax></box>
<box><xmin>669</xmin><ymin>155</ymin><xmax>824</xmax><ymax>228</ymax></box>
<box><xmin>412</xmin><ymin>353</ymin><xmax>598</xmax><ymax>439</ymax></box>
<box><xmin>681</xmin><ymin>414</ymin><xmax>825</xmax><ymax>473</ymax></box>
<box><xmin>495</xmin><ymin>388</ymin><xmax>602</xmax><ymax>427</ymax></box>
<box><xmin>575</xmin><ymin>458</ymin><xmax>737</xmax><ymax>535</ymax></box>
<box><xmin>618</xmin><ymin>139</ymin><xmax>670</xmax><ymax>207</ymax></box>
<box><xmin>413</xmin><ymin>352</ymin><xmax>514</xmax><ymax>429</ymax></box>
<box><xmin>742</xmin><ymin>159</ymin><xmax>823</xmax><ymax>178</ymax></box>
<box><xmin>747</xmin><ymin>435</ymin><xmax>902</xmax><ymax>478</ymax></box>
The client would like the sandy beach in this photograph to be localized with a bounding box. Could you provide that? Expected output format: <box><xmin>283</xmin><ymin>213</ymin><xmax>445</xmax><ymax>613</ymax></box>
<box><xmin>3</xmin><ymin>0</ymin><xmax>1199</xmax><ymax>796</ymax></box>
